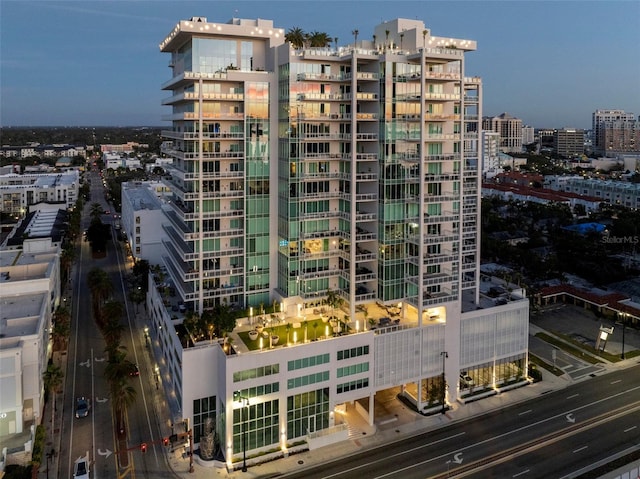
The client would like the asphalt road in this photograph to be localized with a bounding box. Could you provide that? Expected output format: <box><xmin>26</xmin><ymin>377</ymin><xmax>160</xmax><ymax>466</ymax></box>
<box><xmin>54</xmin><ymin>170</ymin><xmax>177</xmax><ymax>479</ymax></box>
<box><xmin>280</xmin><ymin>366</ymin><xmax>640</xmax><ymax>479</ymax></box>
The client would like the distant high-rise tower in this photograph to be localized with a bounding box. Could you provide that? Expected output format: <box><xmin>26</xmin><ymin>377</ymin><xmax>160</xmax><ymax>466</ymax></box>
<box><xmin>522</xmin><ymin>125</ymin><xmax>535</xmax><ymax>146</ymax></box>
<box><xmin>482</xmin><ymin>112</ymin><xmax>523</xmax><ymax>153</ymax></box>
<box><xmin>592</xmin><ymin>109</ymin><xmax>639</xmax><ymax>154</ymax></box>
<box><xmin>553</xmin><ymin>129</ymin><xmax>585</xmax><ymax>158</ymax></box>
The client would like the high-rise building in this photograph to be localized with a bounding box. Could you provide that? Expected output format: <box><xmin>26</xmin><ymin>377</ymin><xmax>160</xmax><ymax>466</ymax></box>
<box><xmin>592</xmin><ymin>109</ymin><xmax>639</xmax><ymax>154</ymax></box>
<box><xmin>553</xmin><ymin>128</ymin><xmax>585</xmax><ymax>158</ymax></box>
<box><xmin>481</xmin><ymin>131</ymin><xmax>501</xmax><ymax>176</ymax></box>
<box><xmin>153</xmin><ymin>16</ymin><xmax>529</xmax><ymax>467</ymax></box>
<box><xmin>482</xmin><ymin>112</ymin><xmax>523</xmax><ymax>153</ymax></box>
<box><xmin>522</xmin><ymin>125</ymin><xmax>535</xmax><ymax>146</ymax></box>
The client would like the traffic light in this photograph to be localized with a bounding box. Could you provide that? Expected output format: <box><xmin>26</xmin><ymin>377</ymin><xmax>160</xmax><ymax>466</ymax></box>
<box><xmin>163</xmin><ymin>437</ymin><xmax>169</xmax><ymax>447</ymax></box>
<box><xmin>140</xmin><ymin>443</ymin><xmax>147</xmax><ymax>453</ymax></box>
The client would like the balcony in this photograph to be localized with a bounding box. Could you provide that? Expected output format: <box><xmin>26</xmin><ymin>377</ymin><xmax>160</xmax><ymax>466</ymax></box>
<box><xmin>161</xmin><ymin>130</ymin><xmax>244</xmax><ymax>140</ymax></box>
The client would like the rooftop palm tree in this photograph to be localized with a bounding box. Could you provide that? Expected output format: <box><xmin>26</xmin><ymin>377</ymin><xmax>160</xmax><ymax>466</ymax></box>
<box><xmin>308</xmin><ymin>31</ymin><xmax>332</xmax><ymax>47</ymax></box>
<box><xmin>352</xmin><ymin>29</ymin><xmax>359</xmax><ymax>47</ymax></box>
<box><xmin>210</xmin><ymin>302</ymin><xmax>235</xmax><ymax>338</ymax></box>
<box><xmin>285</xmin><ymin>27</ymin><xmax>305</xmax><ymax>48</ymax></box>
<box><xmin>325</xmin><ymin>288</ymin><xmax>344</xmax><ymax>320</ymax></box>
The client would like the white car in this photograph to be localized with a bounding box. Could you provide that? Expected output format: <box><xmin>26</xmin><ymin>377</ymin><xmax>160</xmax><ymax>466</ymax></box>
<box><xmin>73</xmin><ymin>452</ymin><xmax>90</xmax><ymax>479</ymax></box>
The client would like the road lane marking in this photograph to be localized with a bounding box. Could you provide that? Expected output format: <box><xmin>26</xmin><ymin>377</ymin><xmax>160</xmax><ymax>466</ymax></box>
<box><xmin>573</xmin><ymin>445</ymin><xmax>588</xmax><ymax>453</ymax></box>
<box><xmin>624</xmin><ymin>426</ymin><xmax>637</xmax><ymax>433</ymax></box>
<box><xmin>566</xmin><ymin>394</ymin><xmax>579</xmax><ymax>399</ymax></box>
<box><xmin>513</xmin><ymin>470</ymin><xmax>530</xmax><ymax>477</ymax></box>
<box><xmin>319</xmin><ymin>432</ymin><xmax>466</xmax><ymax>478</ymax></box>
<box><xmin>610</xmin><ymin>379</ymin><xmax>622</xmax><ymax>385</ymax></box>
<box><xmin>518</xmin><ymin>409</ymin><xmax>532</xmax><ymax>416</ymax></box>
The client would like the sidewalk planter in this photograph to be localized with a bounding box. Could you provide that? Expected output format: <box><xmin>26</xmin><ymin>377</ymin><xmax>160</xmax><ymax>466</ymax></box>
<box><xmin>248</xmin><ymin>330</ymin><xmax>259</xmax><ymax>341</ymax></box>
<box><xmin>457</xmin><ymin>389</ymin><xmax>498</xmax><ymax>404</ymax></box>
<box><xmin>496</xmin><ymin>378</ymin><xmax>531</xmax><ymax>393</ymax></box>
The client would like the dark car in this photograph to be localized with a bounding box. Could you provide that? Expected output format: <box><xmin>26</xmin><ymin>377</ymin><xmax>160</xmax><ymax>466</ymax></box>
<box><xmin>75</xmin><ymin>397</ymin><xmax>90</xmax><ymax>418</ymax></box>
<box><xmin>129</xmin><ymin>364</ymin><xmax>140</xmax><ymax>377</ymax></box>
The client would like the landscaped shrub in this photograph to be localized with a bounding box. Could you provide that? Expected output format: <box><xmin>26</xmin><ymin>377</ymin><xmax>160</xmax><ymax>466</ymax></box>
<box><xmin>31</xmin><ymin>424</ymin><xmax>46</xmax><ymax>468</ymax></box>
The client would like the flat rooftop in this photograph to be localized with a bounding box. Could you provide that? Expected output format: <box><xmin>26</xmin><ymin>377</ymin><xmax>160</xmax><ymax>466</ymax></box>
<box><xmin>0</xmin><ymin>292</ymin><xmax>45</xmax><ymax>339</ymax></box>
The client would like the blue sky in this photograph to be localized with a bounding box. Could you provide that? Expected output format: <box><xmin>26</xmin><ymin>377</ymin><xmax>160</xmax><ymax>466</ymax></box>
<box><xmin>1</xmin><ymin>0</ymin><xmax>639</xmax><ymax>129</ymax></box>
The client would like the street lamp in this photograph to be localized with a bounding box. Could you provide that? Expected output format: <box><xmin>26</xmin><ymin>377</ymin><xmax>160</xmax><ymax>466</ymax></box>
<box><xmin>440</xmin><ymin>351</ymin><xmax>448</xmax><ymax>414</ymax></box>
<box><xmin>233</xmin><ymin>391</ymin><xmax>249</xmax><ymax>472</ymax></box>
<box><xmin>620</xmin><ymin>312</ymin><xmax>627</xmax><ymax>360</ymax></box>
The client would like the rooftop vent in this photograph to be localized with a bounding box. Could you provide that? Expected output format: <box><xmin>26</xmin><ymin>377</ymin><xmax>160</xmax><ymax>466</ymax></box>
<box><xmin>190</xmin><ymin>17</ymin><xmax>207</xmax><ymax>23</ymax></box>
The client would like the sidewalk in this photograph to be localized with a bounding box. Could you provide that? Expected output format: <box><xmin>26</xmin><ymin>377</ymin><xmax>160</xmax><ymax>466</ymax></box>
<box><xmin>156</xmin><ymin>363</ymin><xmax>572</xmax><ymax>479</ymax></box>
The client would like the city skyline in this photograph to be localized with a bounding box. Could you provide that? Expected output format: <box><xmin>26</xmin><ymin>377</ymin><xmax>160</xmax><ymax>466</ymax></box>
<box><xmin>1</xmin><ymin>0</ymin><xmax>639</xmax><ymax>129</ymax></box>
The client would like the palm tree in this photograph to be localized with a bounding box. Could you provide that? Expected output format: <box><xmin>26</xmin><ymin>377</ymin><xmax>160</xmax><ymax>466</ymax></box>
<box><xmin>210</xmin><ymin>302</ymin><xmax>235</xmax><ymax>338</ymax></box>
<box><xmin>87</xmin><ymin>268</ymin><xmax>112</xmax><ymax>314</ymax></box>
<box><xmin>422</xmin><ymin>29</ymin><xmax>428</xmax><ymax>48</ymax></box>
<box><xmin>52</xmin><ymin>306</ymin><xmax>71</xmax><ymax>350</ymax></box>
<box><xmin>89</xmin><ymin>202</ymin><xmax>103</xmax><ymax>221</ymax></box>
<box><xmin>352</xmin><ymin>29</ymin><xmax>359</xmax><ymax>47</ymax></box>
<box><xmin>103</xmin><ymin>300</ymin><xmax>123</xmax><ymax>322</ymax></box>
<box><xmin>285</xmin><ymin>322</ymin><xmax>293</xmax><ymax>344</ymax></box>
<box><xmin>110</xmin><ymin>376</ymin><xmax>137</xmax><ymax>437</ymax></box>
<box><xmin>129</xmin><ymin>288</ymin><xmax>145</xmax><ymax>313</ymax></box>
<box><xmin>103</xmin><ymin>317</ymin><xmax>125</xmax><ymax>347</ymax></box>
<box><xmin>43</xmin><ymin>363</ymin><xmax>63</xmax><ymax>425</ymax></box>
<box><xmin>104</xmin><ymin>343</ymin><xmax>128</xmax><ymax>365</ymax></box>
<box><xmin>308</xmin><ymin>31</ymin><xmax>332</xmax><ymax>48</ymax></box>
<box><xmin>385</xmin><ymin>30</ymin><xmax>390</xmax><ymax>50</ymax></box>
<box><xmin>52</xmin><ymin>319</ymin><xmax>70</xmax><ymax>351</ymax></box>
<box><xmin>183</xmin><ymin>310</ymin><xmax>200</xmax><ymax>343</ymax></box>
<box><xmin>60</xmin><ymin>243</ymin><xmax>76</xmax><ymax>284</ymax></box>
<box><xmin>325</xmin><ymin>288</ymin><xmax>344</xmax><ymax>319</ymax></box>
<box><xmin>285</xmin><ymin>27</ymin><xmax>305</xmax><ymax>48</ymax></box>
<box><xmin>200</xmin><ymin>309</ymin><xmax>216</xmax><ymax>341</ymax></box>
<box><xmin>104</xmin><ymin>355</ymin><xmax>136</xmax><ymax>384</ymax></box>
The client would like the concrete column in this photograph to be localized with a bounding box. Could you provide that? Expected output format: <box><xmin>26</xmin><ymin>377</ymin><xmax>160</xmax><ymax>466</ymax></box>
<box><xmin>368</xmin><ymin>392</ymin><xmax>375</xmax><ymax>426</ymax></box>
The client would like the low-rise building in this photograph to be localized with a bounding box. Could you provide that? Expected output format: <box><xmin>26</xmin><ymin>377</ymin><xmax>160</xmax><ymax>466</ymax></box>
<box><xmin>121</xmin><ymin>182</ymin><xmax>168</xmax><ymax>264</ymax></box>
<box><xmin>545</xmin><ymin>176</ymin><xmax>640</xmax><ymax>209</ymax></box>
<box><xmin>0</xmin><ymin>170</ymin><xmax>80</xmax><ymax>217</ymax></box>
<box><xmin>0</xmin><ymin>233</ymin><xmax>62</xmax><ymax>439</ymax></box>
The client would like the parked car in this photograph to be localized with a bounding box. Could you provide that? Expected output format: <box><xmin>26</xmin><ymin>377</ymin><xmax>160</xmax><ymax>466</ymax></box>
<box><xmin>75</xmin><ymin>397</ymin><xmax>90</xmax><ymax>418</ymax></box>
<box><xmin>459</xmin><ymin>373</ymin><xmax>474</xmax><ymax>386</ymax></box>
<box><xmin>128</xmin><ymin>364</ymin><xmax>140</xmax><ymax>377</ymax></box>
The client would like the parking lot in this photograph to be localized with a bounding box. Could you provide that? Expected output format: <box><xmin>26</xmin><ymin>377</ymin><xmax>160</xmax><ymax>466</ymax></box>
<box><xmin>530</xmin><ymin>303</ymin><xmax>639</xmax><ymax>379</ymax></box>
